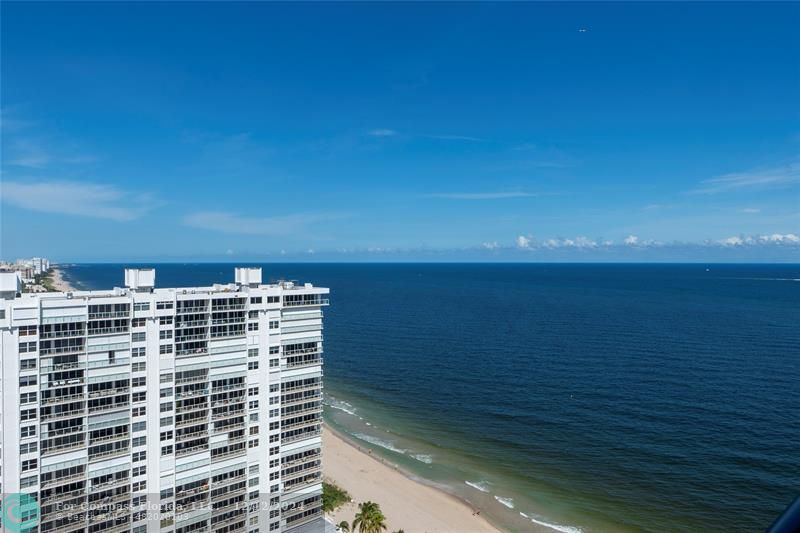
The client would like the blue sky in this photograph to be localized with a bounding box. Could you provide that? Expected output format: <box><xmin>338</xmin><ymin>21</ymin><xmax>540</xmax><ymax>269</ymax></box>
<box><xmin>1</xmin><ymin>2</ymin><xmax>798</xmax><ymax>262</ymax></box>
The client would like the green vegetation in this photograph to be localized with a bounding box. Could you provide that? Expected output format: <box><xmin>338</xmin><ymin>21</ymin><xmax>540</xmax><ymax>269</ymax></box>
<box><xmin>351</xmin><ymin>501</ymin><xmax>387</xmax><ymax>533</ymax></box>
<box><xmin>38</xmin><ymin>270</ymin><xmax>56</xmax><ymax>291</ymax></box>
<box><xmin>336</xmin><ymin>522</ymin><xmax>351</xmax><ymax>533</ymax></box>
<box><xmin>322</xmin><ymin>481</ymin><xmax>351</xmax><ymax>513</ymax></box>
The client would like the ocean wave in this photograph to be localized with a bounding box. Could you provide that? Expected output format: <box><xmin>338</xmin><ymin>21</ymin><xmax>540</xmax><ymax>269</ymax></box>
<box><xmin>465</xmin><ymin>480</ymin><xmax>490</xmax><ymax>493</ymax></box>
<box><xmin>494</xmin><ymin>495</ymin><xmax>514</xmax><ymax>509</ymax></box>
<box><xmin>353</xmin><ymin>433</ymin><xmax>407</xmax><ymax>454</ymax></box>
<box><xmin>528</xmin><ymin>515</ymin><xmax>584</xmax><ymax>533</ymax></box>
<box><xmin>325</xmin><ymin>401</ymin><xmax>358</xmax><ymax>416</ymax></box>
<box><xmin>411</xmin><ymin>454</ymin><xmax>433</xmax><ymax>464</ymax></box>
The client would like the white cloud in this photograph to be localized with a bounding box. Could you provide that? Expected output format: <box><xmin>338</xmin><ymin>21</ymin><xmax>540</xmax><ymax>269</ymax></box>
<box><xmin>717</xmin><ymin>233</ymin><xmax>800</xmax><ymax>246</ymax></box>
<box><xmin>739</xmin><ymin>208</ymin><xmax>761</xmax><ymax>214</ymax></box>
<box><xmin>7</xmin><ymin>140</ymin><xmax>50</xmax><ymax>168</ymax></box>
<box><xmin>542</xmin><ymin>236</ymin><xmax>598</xmax><ymax>248</ymax></box>
<box><xmin>516</xmin><ymin>235</ymin><xmax>532</xmax><ymax>249</ymax></box>
<box><xmin>427</xmin><ymin>192</ymin><xmax>537</xmax><ymax>200</ymax></box>
<box><xmin>691</xmin><ymin>162</ymin><xmax>799</xmax><ymax>194</ymax></box>
<box><xmin>482</xmin><ymin>241</ymin><xmax>500</xmax><ymax>250</ymax></box>
<box><xmin>225</xmin><ymin>249</ymin><xmax>234</xmax><ymax>255</ymax></box>
<box><xmin>0</xmin><ymin>180</ymin><xmax>155</xmax><ymax>221</ymax></box>
<box><xmin>183</xmin><ymin>211</ymin><xmax>341</xmax><ymax>236</ymax></box>
<box><xmin>623</xmin><ymin>235</ymin><xmax>639</xmax><ymax>246</ymax></box>
<box><xmin>368</xmin><ymin>129</ymin><xmax>397</xmax><ymax>137</ymax></box>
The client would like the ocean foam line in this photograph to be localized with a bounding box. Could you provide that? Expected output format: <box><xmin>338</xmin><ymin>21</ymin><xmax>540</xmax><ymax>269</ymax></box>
<box><xmin>325</xmin><ymin>401</ymin><xmax>358</xmax><ymax>416</ymax></box>
<box><xmin>411</xmin><ymin>453</ymin><xmax>433</xmax><ymax>464</ymax></box>
<box><xmin>494</xmin><ymin>495</ymin><xmax>514</xmax><ymax>509</ymax></box>
<box><xmin>465</xmin><ymin>480</ymin><xmax>490</xmax><ymax>493</ymax></box>
<box><xmin>352</xmin><ymin>433</ymin><xmax>407</xmax><ymax>454</ymax></box>
<box><xmin>528</xmin><ymin>515</ymin><xmax>584</xmax><ymax>533</ymax></box>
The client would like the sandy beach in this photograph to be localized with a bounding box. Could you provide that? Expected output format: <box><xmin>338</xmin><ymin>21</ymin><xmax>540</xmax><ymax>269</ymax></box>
<box><xmin>323</xmin><ymin>426</ymin><xmax>500</xmax><ymax>533</ymax></box>
<box><xmin>50</xmin><ymin>267</ymin><xmax>75</xmax><ymax>292</ymax></box>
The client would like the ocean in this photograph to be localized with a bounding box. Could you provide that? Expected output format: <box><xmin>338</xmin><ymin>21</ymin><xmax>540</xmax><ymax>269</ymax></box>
<box><xmin>62</xmin><ymin>263</ymin><xmax>800</xmax><ymax>532</ymax></box>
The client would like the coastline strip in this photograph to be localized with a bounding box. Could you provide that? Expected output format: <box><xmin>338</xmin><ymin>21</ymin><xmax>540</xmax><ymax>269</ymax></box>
<box><xmin>323</xmin><ymin>424</ymin><xmax>501</xmax><ymax>532</ymax></box>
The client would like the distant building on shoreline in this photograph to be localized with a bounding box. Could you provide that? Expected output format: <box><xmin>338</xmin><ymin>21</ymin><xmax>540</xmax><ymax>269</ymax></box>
<box><xmin>0</xmin><ymin>267</ymin><xmax>328</xmax><ymax>533</ymax></box>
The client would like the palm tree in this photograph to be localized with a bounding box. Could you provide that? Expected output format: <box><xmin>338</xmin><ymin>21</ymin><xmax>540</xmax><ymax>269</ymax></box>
<box><xmin>337</xmin><ymin>521</ymin><xmax>351</xmax><ymax>533</ymax></box>
<box><xmin>352</xmin><ymin>501</ymin><xmax>387</xmax><ymax>533</ymax></box>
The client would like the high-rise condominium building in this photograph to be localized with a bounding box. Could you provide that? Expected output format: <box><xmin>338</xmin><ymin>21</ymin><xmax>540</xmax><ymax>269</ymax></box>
<box><xmin>0</xmin><ymin>267</ymin><xmax>329</xmax><ymax>533</ymax></box>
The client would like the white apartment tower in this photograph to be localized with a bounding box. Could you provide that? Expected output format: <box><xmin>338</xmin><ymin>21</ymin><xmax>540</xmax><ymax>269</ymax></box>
<box><xmin>0</xmin><ymin>267</ymin><xmax>329</xmax><ymax>533</ymax></box>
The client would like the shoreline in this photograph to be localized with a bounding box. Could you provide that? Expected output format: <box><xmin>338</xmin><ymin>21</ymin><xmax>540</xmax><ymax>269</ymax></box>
<box><xmin>50</xmin><ymin>266</ymin><xmax>76</xmax><ymax>292</ymax></box>
<box><xmin>322</xmin><ymin>423</ymin><xmax>501</xmax><ymax>533</ymax></box>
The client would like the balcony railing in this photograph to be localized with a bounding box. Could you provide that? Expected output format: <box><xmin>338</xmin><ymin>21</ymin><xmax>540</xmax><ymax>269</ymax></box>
<box><xmin>283</xmin><ymin>298</ymin><xmax>329</xmax><ymax>307</ymax></box>
<box><xmin>281</xmin><ymin>428</ymin><xmax>321</xmax><ymax>445</ymax></box>
<box><xmin>41</xmin><ymin>345</ymin><xmax>86</xmax><ymax>356</ymax></box>
<box><xmin>281</xmin><ymin>382</ymin><xmax>322</xmax><ymax>394</ymax></box>
<box><xmin>176</xmin><ymin>375</ymin><xmax>209</xmax><ymax>385</ymax></box>
<box><xmin>42</xmin><ymin>424</ymin><xmax>86</xmax><ymax>438</ymax></box>
<box><xmin>42</xmin><ymin>392</ymin><xmax>86</xmax><ymax>405</ymax></box>
<box><xmin>89</xmin><ymin>386</ymin><xmax>130</xmax><ymax>399</ymax></box>
<box><xmin>176</xmin><ymin>319</ymin><xmax>210</xmax><ymax>328</ymax></box>
<box><xmin>176</xmin><ymin>389</ymin><xmax>209</xmax><ymax>399</ymax></box>
<box><xmin>40</xmin><ymin>329</ymin><xmax>86</xmax><ymax>340</ymax></box>
<box><xmin>177</xmin><ymin>305</ymin><xmax>209</xmax><ymax>314</ymax></box>
<box><xmin>282</xmin><ymin>346</ymin><xmax>320</xmax><ymax>357</ymax></box>
<box><xmin>282</xmin><ymin>404</ymin><xmax>323</xmax><ymax>418</ymax></box>
<box><xmin>41</xmin><ymin>470</ymin><xmax>86</xmax><ymax>488</ymax></box>
<box><xmin>89</xmin><ymin>432</ymin><xmax>130</xmax><ymax>445</ymax></box>
<box><xmin>281</xmin><ymin>358</ymin><xmax>322</xmax><ymax>370</ymax></box>
<box><xmin>176</xmin><ymin>444</ymin><xmax>210</xmax><ymax>458</ymax></box>
<box><xmin>87</xmin><ymin>327</ymin><xmax>130</xmax><ymax>336</ymax></box>
<box><xmin>41</xmin><ymin>408</ymin><xmax>85</xmax><ymax>421</ymax></box>
<box><xmin>176</xmin><ymin>428</ymin><xmax>209</xmax><ymax>441</ymax></box>
<box><xmin>42</xmin><ymin>439</ymin><xmax>87</xmax><ymax>456</ymax></box>
<box><xmin>88</xmin><ymin>311</ymin><xmax>130</xmax><ymax>320</ymax></box>
<box><xmin>281</xmin><ymin>417</ymin><xmax>321</xmax><ymax>432</ymax></box>
<box><xmin>88</xmin><ymin>401</ymin><xmax>130</xmax><ymax>414</ymax></box>
<box><xmin>210</xmin><ymin>304</ymin><xmax>246</xmax><ymax>311</ymax></box>
<box><xmin>176</xmin><ymin>348</ymin><xmax>209</xmax><ymax>357</ymax></box>
<box><xmin>175</xmin><ymin>334</ymin><xmax>208</xmax><ymax>343</ymax></box>
<box><xmin>89</xmin><ymin>446</ymin><xmax>130</xmax><ymax>462</ymax></box>
<box><xmin>211</xmin><ymin>409</ymin><xmax>244</xmax><ymax>421</ymax></box>
<box><xmin>281</xmin><ymin>392</ymin><xmax>321</xmax><ymax>407</ymax></box>
<box><xmin>41</xmin><ymin>488</ymin><xmax>86</xmax><ymax>506</ymax></box>
<box><xmin>210</xmin><ymin>448</ymin><xmax>246</xmax><ymax>463</ymax></box>
<box><xmin>40</xmin><ymin>361</ymin><xmax>84</xmax><ymax>372</ymax></box>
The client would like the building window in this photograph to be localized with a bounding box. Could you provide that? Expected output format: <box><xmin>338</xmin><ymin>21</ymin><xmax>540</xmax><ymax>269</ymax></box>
<box><xmin>160</xmin><ymin>402</ymin><xmax>173</xmax><ymax>413</ymax></box>
<box><xmin>267</xmin><ymin>296</ymin><xmax>279</xmax><ymax>304</ymax></box>
<box><xmin>248</xmin><ymin>322</ymin><xmax>259</xmax><ymax>331</ymax></box>
<box><xmin>20</xmin><ymin>359</ymin><xmax>36</xmax><ymax>370</ymax></box>
<box><xmin>160</xmin><ymin>373</ymin><xmax>173</xmax><ymax>383</ymax></box>
<box><xmin>269</xmin><ymin>358</ymin><xmax>279</xmax><ymax>368</ymax></box>
<box><xmin>133</xmin><ymin>451</ymin><xmax>146</xmax><ymax>462</ymax></box>
<box><xmin>21</xmin><ymin>425</ymin><xmax>36</xmax><ymax>438</ymax></box>
<box><xmin>21</xmin><ymin>459</ymin><xmax>38</xmax><ymax>472</ymax></box>
<box><xmin>159</xmin><ymin>316</ymin><xmax>173</xmax><ymax>326</ymax></box>
<box><xmin>132</xmin><ymin>318</ymin><xmax>146</xmax><ymax>328</ymax></box>
<box><xmin>19</xmin><ymin>325</ymin><xmax>37</xmax><ymax>336</ymax></box>
<box><xmin>20</xmin><ymin>476</ymin><xmax>37</xmax><ymax>489</ymax></box>
<box><xmin>133</xmin><ymin>466</ymin><xmax>147</xmax><ymax>477</ymax></box>
<box><xmin>159</xmin><ymin>330</ymin><xmax>173</xmax><ymax>340</ymax></box>
<box><xmin>132</xmin><ymin>377</ymin><xmax>146</xmax><ymax>387</ymax></box>
<box><xmin>132</xmin><ymin>362</ymin><xmax>146</xmax><ymax>372</ymax></box>
<box><xmin>19</xmin><ymin>375</ymin><xmax>37</xmax><ymax>387</ymax></box>
<box><xmin>248</xmin><ymin>387</ymin><xmax>259</xmax><ymax>396</ymax></box>
<box><xmin>161</xmin><ymin>445</ymin><xmax>173</xmax><ymax>456</ymax></box>
<box><xmin>132</xmin><ymin>347</ymin><xmax>146</xmax><ymax>358</ymax></box>
<box><xmin>156</xmin><ymin>301</ymin><xmax>174</xmax><ymax>310</ymax></box>
<box><xmin>19</xmin><ymin>341</ymin><xmax>37</xmax><ymax>353</ymax></box>
<box><xmin>132</xmin><ymin>406</ymin><xmax>146</xmax><ymax>416</ymax></box>
<box><xmin>269</xmin><ymin>346</ymin><xmax>279</xmax><ymax>355</ymax></box>
<box><xmin>132</xmin><ymin>421</ymin><xmax>146</xmax><ymax>432</ymax></box>
<box><xmin>160</xmin><ymin>387</ymin><xmax>173</xmax><ymax>398</ymax></box>
<box><xmin>160</xmin><ymin>416</ymin><xmax>173</xmax><ymax>427</ymax></box>
<box><xmin>134</xmin><ymin>303</ymin><xmax>150</xmax><ymax>311</ymax></box>
<box><xmin>132</xmin><ymin>392</ymin><xmax>146</xmax><ymax>403</ymax></box>
<box><xmin>250</xmin><ymin>297</ymin><xmax>262</xmax><ymax>304</ymax></box>
<box><xmin>160</xmin><ymin>431</ymin><xmax>173</xmax><ymax>441</ymax></box>
<box><xmin>132</xmin><ymin>437</ymin><xmax>146</xmax><ymax>447</ymax></box>
<box><xmin>159</xmin><ymin>344</ymin><xmax>173</xmax><ymax>354</ymax></box>
<box><xmin>20</xmin><ymin>392</ymin><xmax>37</xmax><ymax>404</ymax></box>
<box><xmin>21</xmin><ymin>408</ymin><xmax>36</xmax><ymax>421</ymax></box>
<box><xmin>132</xmin><ymin>480</ymin><xmax>147</xmax><ymax>492</ymax></box>
<box><xmin>249</xmin><ymin>400</ymin><xmax>259</xmax><ymax>410</ymax></box>
<box><xmin>248</xmin><ymin>361</ymin><xmax>259</xmax><ymax>370</ymax></box>
<box><xmin>20</xmin><ymin>442</ymin><xmax>38</xmax><ymax>454</ymax></box>
<box><xmin>268</xmin><ymin>321</ymin><xmax>279</xmax><ymax>330</ymax></box>
<box><xmin>248</xmin><ymin>348</ymin><xmax>259</xmax><ymax>358</ymax></box>
<box><xmin>132</xmin><ymin>332</ymin><xmax>146</xmax><ymax>342</ymax></box>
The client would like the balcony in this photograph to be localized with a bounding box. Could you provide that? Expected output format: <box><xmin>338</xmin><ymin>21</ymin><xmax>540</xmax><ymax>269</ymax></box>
<box><xmin>210</xmin><ymin>303</ymin><xmax>246</xmax><ymax>311</ymax></box>
<box><xmin>176</xmin><ymin>388</ymin><xmax>209</xmax><ymax>399</ymax></box>
<box><xmin>87</xmin><ymin>326</ymin><xmax>130</xmax><ymax>336</ymax></box>
<box><xmin>176</xmin><ymin>485</ymin><xmax>210</xmax><ymax>500</ymax></box>
<box><xmin>88</xmin><ymin>400</ymin><xmax>130</xmax><ymax>414</ymax></box>
<box><xmin>89</xmin><ymin>445</ymin><xmax>130</xmax><ymax>462</ymax></box>
<box><xmin>40</xmin><ymin>361</ymin><xmax>84</xmax><ymax>372</ymax></box>
<box><xmin>41</xmin><ymin>408</ymin><xmax>85</xmax><ymax>421</ymax></box>
<box><xmin>176</xmin><ymin>428</ymin><xmax>209</xmax><ymax>441</ymax></box>
<box><xmin>281</xmin><ymin>428</ymin><xmax>321</xmax><ymax>445</ymax></box>
<box><xmin>281</xmin><ymin>416</ymin><xmax>321</xmax><ymax>432</ymax></box>
<box><xmin>281</xmin><ymin>358</ymin><xmax>322</xmax><ymax>370</ymax></box>
<box><xmin>43</xmin><ymin>424</ymin><xmax>86</xmax><ymax>438</ymax></box>
<box><xmin>176</xmin><ymin>347</ymin><xmax>209</xmax><ymax>358</ymax></box>
<box><xmin>211</xmin><ymin>421</ymin><xmax>245</xmax><ymax>435</ymax></box>
<box><xmin>177</xmin><ymin>305</ymin><xmax>209</xmax><ymax>314</ymax></box>
<box><xmin>41</xmin><ymin>488</ymin><xmax>86</xmax><ymax>506</ymax></box>
<box><xmin>210</xmin><ymin>383</ymin><xmax>245</xmax><ymax>393</ymax></box>
<box><xmin>282</xmin><ymin>346</ymin><xmax>320</xmax><ymax>357</ymax></box>
<box><xmin>211</xmin><ymin>473</ymin><xmax>246</xmax><ymax>488</ymax></box>
<box><xmin>89</xmin><ymin>386</ymin><xmax>130</xmax><ymax>399</ymax></box>
<box><xmin>175</xmin><ymin>333</ymin><xmax>208</xmax><ymax>343</ymax></box>
<box><xmin>176</xmin><ymin>414</ymin><xmax>209</xmax><ymax>428</ymax></box>
<box><xmin>42</xmin><ymin>392</ymin><xmax>86</xmax><ymax>405</ymax></box>
<box><xmin>176</xmin><ymin>374</ymin><xmax>209</xmax><ymax>385</ymax></box>
<box><xmin>176</xmin><ymin>402</ymin><xmax>209</xmax><ymax>416</ymax></box>
<box><xmin>211</xmin><ymin>408</ymin><xmax>244</xmax><ymax>421</ymax></box>
<box><xmin>88</xmin><ymin>311</ymin><xmax>130</xmax><ymax>320</ymax></box>
<box><xmin>176</xmin><ymin>319</ymin><xmax>210</xmax><ymax>328</ymax></box>
<box><xmin>281</xmin><ymin>392</ymin><xmax>321</xmax><ymax>407</ymax></box>
<box><xmin>282</xmin><ymin>404</ymin><xmax>322</xmax><ymax>418</ymax></box>
<box><xmin>176</xmin><ymin>443</ymin><xmax>210</xmax><ymax>458</ymax></box>
<box><xmin>210</xmin><ymin>447</ymin><xmax>246</xmax><ymax>463</ymax></box>
<box><xmin>284</xmin><ymin>472</ymin><xmax>322</xmax><ymax>491</ymax></box>
<box><xmin>282</xmin><ymin>464</ymin><xmax>322</xmax><ymax>483</ymax></box>
<box><xmin>42</xmin><ymin>439</ymin><xmax>87</xmax><ymax>456</ymax></box>
<box><xmin>283</xmin><ymin>298</ymin><xmax>329</xmax><ymax>308</ymax></box>
<box><xmin>281</xmin><ymin>382</ymin><xmax>322</xmax><ymax>394</ymax></box>
<box><xmin>41</xmin><ymin>345</ymin><xmax>86</xmax><ymax>356</ymax></box>
<box><xmin>48</xmin><ymin>377</ymin><xmax>86</xmax><ymax>388</ymax></box>
<box><xmin>41</xmin><ymin>470</ymin><xmax>86</xmax><ymax>489</ymax></box>
<box><xmin>90</xmin><ymin>477</ymin><xmax>131</xmax><ymax>493</ymax></box>
<box><xmin>40</xmin><ymin>329</ymin><xmax>86</xmax><ymax>340</ymax></box>
<box><xmin>90</xmin><ymin>432</ymin><xmax>130</xmax><ymax>445</ymax></box>
<box><xmin>282</xmin><ymin>452</ymin><xmax>322</xmax><ymax>467</ymax></box>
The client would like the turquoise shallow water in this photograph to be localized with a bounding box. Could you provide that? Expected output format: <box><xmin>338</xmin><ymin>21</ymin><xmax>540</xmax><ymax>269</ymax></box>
<box><xmin>64</xmin><ymin>263</ymin><xmax>800</xmax><ymax>532</ymax></box>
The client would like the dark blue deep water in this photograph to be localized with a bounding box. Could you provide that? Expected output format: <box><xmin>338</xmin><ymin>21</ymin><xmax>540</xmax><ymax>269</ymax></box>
<box><xmin>64</xmin><ymin>263</ymin><xmax>800</xmax><ymax>532</ymax></box>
